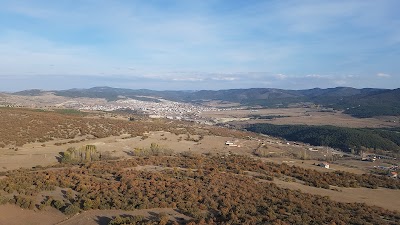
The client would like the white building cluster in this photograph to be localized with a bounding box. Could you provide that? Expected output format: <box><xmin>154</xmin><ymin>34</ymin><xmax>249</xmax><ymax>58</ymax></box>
<box><xmin>74</xmin><ymin>97</ymin><xmax>218</xmax><ymax>120</ymax></box>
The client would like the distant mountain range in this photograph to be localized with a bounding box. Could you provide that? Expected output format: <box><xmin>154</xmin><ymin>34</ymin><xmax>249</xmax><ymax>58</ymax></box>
<box><xmin>11</xmin><ymin>86</ymin><xmax>400</xmax><ymax>118</ymax></box>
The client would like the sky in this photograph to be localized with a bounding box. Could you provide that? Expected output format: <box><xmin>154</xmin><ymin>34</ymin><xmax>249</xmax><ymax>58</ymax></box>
<box><xmin>0</xmin><ymin>0</ymin><xmax>399</xmax><ymax>91</ymax></box>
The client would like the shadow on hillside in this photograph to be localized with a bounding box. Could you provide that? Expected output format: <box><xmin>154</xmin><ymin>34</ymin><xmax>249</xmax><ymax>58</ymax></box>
<box><xmin>95</xmin><ymin>216</ymin><xmax>112</xmax><ymax>225</ymax></box>
<box><xmin>55</xmin><ymin>152</ymin><xmax>64</xmax><ymax>163</ymax></box>
<box><xmin>123</xmin><ymin>150</ymin><xmax>134</xmax><ymax>156</ymax></box>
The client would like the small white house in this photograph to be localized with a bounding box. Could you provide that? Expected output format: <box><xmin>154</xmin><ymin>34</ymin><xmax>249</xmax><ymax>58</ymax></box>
<box><xmin>225</xmin><ymin>141</ymin><xmax>239</xmax><ymax>147</ymax></box>
<box><xmin>225</xmin><ymin>141</ymin><xmax>234</xmax><ymax>145</ymax></box>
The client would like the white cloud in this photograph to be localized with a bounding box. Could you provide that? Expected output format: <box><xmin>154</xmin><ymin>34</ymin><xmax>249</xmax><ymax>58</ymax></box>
<box><xmin>275</xmin><ymin>74</ymin><xmax>287</xmax><ymax>80</ymax></box>
<box><xmin>211</xmin><ymin>77</ymin><xmax>238</xmax><ymax>81</ymax></box>
<box><xmin>305</xmin><ymin>74</ymin><xmax>330</xmax><ymax>79</ymax></box>
<box><xmin>376</xmin><ymin>73</ymin><xmax>391</xmax><ymax>78</ymax></box>
<box><xmin>171</xmin><ymin>77</ymin><xmax>204</xmax><ymax>82</ymax></box>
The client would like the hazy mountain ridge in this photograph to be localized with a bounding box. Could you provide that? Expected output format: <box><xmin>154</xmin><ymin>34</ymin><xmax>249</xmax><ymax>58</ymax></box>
<box><xmin>9</xmin><ymin>86</ymin><xmax>400</xmax><ymax>117</ymax></box>
<box><xmin>13</xmin><ymin>89</ymin><xmax>48</xmax><ymax>96</ymax></box>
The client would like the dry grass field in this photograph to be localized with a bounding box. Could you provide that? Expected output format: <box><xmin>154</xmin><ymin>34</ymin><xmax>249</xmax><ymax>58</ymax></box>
<box><xmin>0</xmin><ymin>107</ymin><xmax>253</xmax><ymax>147</ymax></box>
<box><xmin>273</xmin><ymin>179</ymin><xmax>400</xmax><ymax>211</ymax></box>
<box><xmin>0</xmin><ymin>204</ymin><xmax>66</xmax><ymax>225</ymax></box>
<box><xmin>0</xmin><ymin>107</ymin><xmax>396</xmax><ymax>175</ymax></box>
<box><xmin>0</xmin><ymin>128</ymin><xmax>379</xmax><ymax>174</ymax></box>
<box><xmin>0</xmin><ymin>108</ymin><xmax>257</xmax><ymax>172</ymax></box>
<box><xmin>0</xmin><ymin>204</ymin><xmax>191</xmax><ymax>225</ymax></box>
<box><xmin>0</xmin><ymin>131</ymin><xmax>258</xmax><ymax>171</ymax></box>
<box><xmin>259</xmin><ymin>157</ymin><xmax>366</xmax><ymax>174</ymax></box>
<box><xmin>201</xmin><ymin>108</ymin><xmax>400</xmax><ymax>128</ymax></box>
<box><xmin>0</xmin><ymin>93</ymin><xmax>108</xmax><ymax>108</ymax></box>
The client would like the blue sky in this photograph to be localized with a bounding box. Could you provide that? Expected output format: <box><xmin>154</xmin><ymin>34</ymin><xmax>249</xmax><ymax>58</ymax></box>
<box><xmin>0</xmin><ymin>0</ymin><xmax>399</xmax><ymax>91</ymax></box>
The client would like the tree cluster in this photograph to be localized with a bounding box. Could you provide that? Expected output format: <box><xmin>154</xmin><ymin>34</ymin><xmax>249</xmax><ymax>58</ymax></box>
<box><xmin>246</xmin><ymin>123</ymin><xmax>400</xmax><ymax>154</ymax></box>
<box><xmin>60</xmin><ymin>145</ymin><xmax>104</xmax><ymax>163</ymax></box>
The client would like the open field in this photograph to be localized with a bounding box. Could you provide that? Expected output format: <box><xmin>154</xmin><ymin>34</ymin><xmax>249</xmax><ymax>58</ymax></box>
<box><xmin>0</xmin><ymin>107</ymin><xmax>252</xmax><ymax>147</ymax></box>
<box><xmin>259</xmin><ymin>157</ymin><xmax>366</xmax><ymax>174</ymax></box>
<box><xmin>1</xmin><ymin>128</ymin><xmax>384</xmax><ymax>174</ymax></box>
<box><xmin>201</xmin><ymin>108</ymin><xmax>400</xmax><ymax>128</ymax></box>
<box><xmin>0</xmin><ymin>204</ymin><xmax>191</xmax><ymax>225</ymax></box>
<box><xmin>273</xmin><ymin>179</ymin><xmax>400</xmax><ymax>211</ymax></box>
<box><xmin>0</xmin><ymin>132</ymin><xmax>257</xmax><ymax>171</ymax></box>
<box><xmin>0</xmin><ymin>107</ymin><xmax>397</xmax><ymax>178</ymax></box>
<box><xmin>0</xmin><ymin>204</ymin><xmax>66</xmax><ymax>225</ymax></box>
<box><xmin>1</xmin><ymin>126</ymin><xmax>394</xmax><ymax>176</ymax></box>
<box><xmin>0</xmin><ymin>93</ymin><xmax>108</xmax><ymax>108</ymax></box>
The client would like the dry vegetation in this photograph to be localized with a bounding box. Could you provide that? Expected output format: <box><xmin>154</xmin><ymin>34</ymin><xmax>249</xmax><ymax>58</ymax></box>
<box><xmin>0</xmin><ymin>155</ymin><xmax>399</xmax><ymax>225</ymax></box>
<box><xmin>201</xmin><ymin>108</ymin><xmax>400</xmax><ymax>128</ymax></box>
<box><xmin>1</xmin><ymin>107</ymin><xmax>400</xmax><ymax>225</ymax></box>
<box><xmin>0</xmin><ymin>107</ymin><xmax>252</xmax><ymax>148</ymax></box>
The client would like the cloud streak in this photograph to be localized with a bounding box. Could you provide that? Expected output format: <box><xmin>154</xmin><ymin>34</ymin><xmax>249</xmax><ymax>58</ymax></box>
<box><xmin>376</xmin><ymin>73</ymin><xmax>391</xmax><ymax>78</ymax></box>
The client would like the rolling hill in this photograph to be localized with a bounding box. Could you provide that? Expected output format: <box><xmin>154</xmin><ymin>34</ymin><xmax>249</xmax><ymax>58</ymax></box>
<box><xmin>10</xmin><ymin>86</ymin><xmax>400</xmax><ymax>118</ymax></box>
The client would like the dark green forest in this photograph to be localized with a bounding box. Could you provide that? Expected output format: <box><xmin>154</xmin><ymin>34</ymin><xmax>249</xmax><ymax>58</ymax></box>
<box><xmin>246</xmin><ymin>124</ymin><xmax>400</xmax><ymax>154</ymax></box>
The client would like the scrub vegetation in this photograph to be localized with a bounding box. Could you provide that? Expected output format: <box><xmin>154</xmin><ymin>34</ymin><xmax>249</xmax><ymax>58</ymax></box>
<box><xmin>0</xmin><ymin>154</ymin><xmax>399</xmax><ymax>224</ymax></box>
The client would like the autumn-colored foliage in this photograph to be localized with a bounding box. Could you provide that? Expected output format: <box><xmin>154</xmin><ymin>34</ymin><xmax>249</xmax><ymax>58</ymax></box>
<box><xmin>0</xmin><ymin>154</ymin><xmax>399</xmax><ymax>224</ymax></box>
<box><xmin>0</xmin><ymin>108</ymin><xmax>253</xmax><ymax>148</ymax></box>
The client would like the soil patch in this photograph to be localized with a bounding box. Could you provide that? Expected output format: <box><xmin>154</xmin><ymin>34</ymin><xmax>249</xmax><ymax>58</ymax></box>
<box><xmin>0</xmin><ymin>204</ymin><xmax>66</xmax><ymax>225</ymax></box>
<box><xmin>273</xmin><ymin>179</ymin><xmax>400</xmax><ymax>211</ymax></box>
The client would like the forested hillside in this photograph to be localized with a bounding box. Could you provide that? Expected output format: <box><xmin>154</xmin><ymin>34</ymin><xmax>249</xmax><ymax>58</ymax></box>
<box><xmin>246</xmin><ymin>124</ymin><xmax>400</xmax><ymax>154</ymax></box>
<box><xmin>336</xmin><ymin>89</ymin><xmax>400</xmax><ymax>118</ymax></box>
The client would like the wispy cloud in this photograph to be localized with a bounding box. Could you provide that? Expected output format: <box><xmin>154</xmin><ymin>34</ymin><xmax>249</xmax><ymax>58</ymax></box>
<box><xmin>0</xmin><ymin>1</ymin><xmax>399</xmax><ymax>90</ymax></box>
<box><xmin>275</xmin><ymin>74</ymin><xmax>288</xmax><ymax>80</ymax></box>
<box><xmin>172</xmin><ymin>77</ymin><xmax>204</xmax><ymax>82</ymax></box>
<box><xmin>376</xmin><ymin>73</ymin><xmax>391</xmax><ymax>78</ymax></box>
<box><xmin>212</xmin><ymin>76</ymin><xmax>239</xmax><ymax>81</ymax></box>
<box><xmin>305</xmin><ymin>74</ymin><xmax>330</xmax><ymax>79</ymax></box>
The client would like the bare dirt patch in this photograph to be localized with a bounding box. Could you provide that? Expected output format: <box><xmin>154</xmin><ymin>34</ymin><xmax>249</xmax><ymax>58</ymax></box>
<box><xmin>259</xmin><ymin>157</ymin><xmax>366</xmax><ymax>174</ymax></box>
<box><xmin>273</xmin><ymin>179</ymin><xmax>400</xmax><ymax>212</ymax></box>
<box><xmin>0</xmin><ymin>131</ymin><xmax>260</xmax><ymax>171</ymax></box>
<box><xmin>0</xmin><ymin>204</ymin><xmax>66</xmax><ymax>225</ymax></box>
